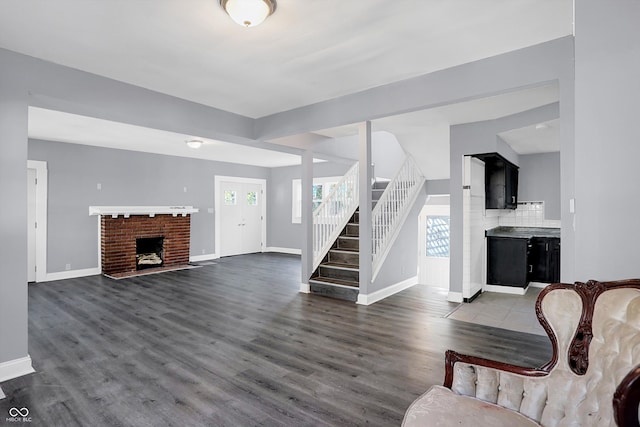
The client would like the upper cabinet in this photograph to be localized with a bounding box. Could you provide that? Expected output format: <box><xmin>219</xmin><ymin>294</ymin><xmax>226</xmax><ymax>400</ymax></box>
<box><xmin>474</xmin><ymin>153</ymin><xmax>519</xmax><ymax>210</ymax></box>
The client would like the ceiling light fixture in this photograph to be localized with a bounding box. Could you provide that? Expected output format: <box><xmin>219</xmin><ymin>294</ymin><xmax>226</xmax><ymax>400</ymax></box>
<box><xmin>220</xmin><ymin>0</ymin><xmax>276</xmax><ymax>28</ymax></box>
<box><xmin>185</xmin><ymin>139</ymin><xmax>204</xmax><ymax>149</ymax></box>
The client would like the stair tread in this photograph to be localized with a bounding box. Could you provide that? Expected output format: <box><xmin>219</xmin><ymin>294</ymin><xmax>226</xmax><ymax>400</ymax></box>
<box><xmin>320</xmin><ymin>262</ymin><xmax>359</xmax><ymax>270</ymax></box>
<box><xmin>310</xmin><ymin>276</ymin><xmax>359</xmax><ymax>288</ymax></box>
<box><xmin>339</xmin><ymin>235</ymin><xmax>359</xmax><ymax>240</ymax></box>
<box><xmin>330</xmin><ymin>248</ymin><xmax>359</xmax><ymax>253</ymax></box>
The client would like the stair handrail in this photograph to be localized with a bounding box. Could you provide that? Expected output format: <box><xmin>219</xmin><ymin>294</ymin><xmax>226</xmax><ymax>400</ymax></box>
<box><xmin>312</xmin><ymin>162</ymin><xmax>359</xmax><ymax>271</ymax></box>
<box><xmin>371</xmin><ymin>156</ymin><xmax>425</xmax><ymax>279</ymax></box>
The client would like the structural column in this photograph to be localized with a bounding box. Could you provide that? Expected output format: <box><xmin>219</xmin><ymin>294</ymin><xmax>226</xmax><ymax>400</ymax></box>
<box><xmin>358</xmin><ymin>121</ymin><xmax>373</xmax><ymax>297</ymax></box>
<box><xmin>0</xmin><ymin>73</ymin><xmax>33</xmax><ymax>381</ymax></box>
<box><xmin>300</xmin><ymin>149</ymin><xmax>314</xmax><ymax>292</ymax></box>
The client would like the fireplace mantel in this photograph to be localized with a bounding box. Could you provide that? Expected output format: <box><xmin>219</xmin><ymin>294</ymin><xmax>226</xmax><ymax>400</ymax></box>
<box><xmin>89</xmin><ymin>205</ymin><xmax>199</xmax><ymax>218</ymax></box>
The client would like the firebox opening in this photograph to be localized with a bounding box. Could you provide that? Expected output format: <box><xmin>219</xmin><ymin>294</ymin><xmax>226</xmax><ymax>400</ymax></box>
<box><xmin>136</xmin><ymin>237</ymin><xmax>164</xmax><ymax>270</ymax></box>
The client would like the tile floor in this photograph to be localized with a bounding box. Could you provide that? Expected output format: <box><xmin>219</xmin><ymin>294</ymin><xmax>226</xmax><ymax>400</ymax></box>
<box><xmin>446</xmin><ymin>286</ymin><xmax>546</xmax><ymax>336</ymax></box>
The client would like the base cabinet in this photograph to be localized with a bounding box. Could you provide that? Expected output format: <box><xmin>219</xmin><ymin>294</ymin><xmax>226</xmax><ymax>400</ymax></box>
<box><xmin>487</xmin><ymin>237</ymin><xmax>529</xmax><ymax>287</ymax></box>
<box><xmin>487</xmin><ymin>236</ymin><xmax>560</xmax><ymax>287</ymax></box>
<box><xmin>530</xmin><ymin>237</ymin><xmax>560</xmax><ymax>283</ymax></box>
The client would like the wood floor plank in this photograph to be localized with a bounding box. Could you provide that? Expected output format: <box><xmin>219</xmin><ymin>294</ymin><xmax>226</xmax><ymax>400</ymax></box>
<box><xmin>0</xmin><ymin>253</ymin><xmax>552</xmax><ymax>426</ymax></box>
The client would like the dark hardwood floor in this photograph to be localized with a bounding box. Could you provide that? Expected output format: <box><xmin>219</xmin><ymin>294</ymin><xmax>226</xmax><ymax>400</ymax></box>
<box><xmin>0</xmin><ymin>253</ymin><xmax>552</xmax><ymax>426</ymax></box>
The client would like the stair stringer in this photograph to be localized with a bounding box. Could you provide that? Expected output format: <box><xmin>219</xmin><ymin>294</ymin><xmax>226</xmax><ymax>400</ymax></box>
<box><xmin>371</xmin><ymin>178</ymin><xmax>426</xmax><ymax>281</ymax></box>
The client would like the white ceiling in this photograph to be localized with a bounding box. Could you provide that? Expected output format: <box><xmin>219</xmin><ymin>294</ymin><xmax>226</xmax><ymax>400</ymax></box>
<box><xmin>0</xmin><ymin>0</ymin><xmax>573</xmax><ymax>119</ymax></box>
<box><xmin>28</xmin><ymin>107</ymin><xmax>309</xmax><ymax>168</ymax></box>
<box><xmin>499</xmin><ymin>118</ymin><xmax>560</xmax><ymax>154</ymax></box>
<box><xmin>5</xmin><ymin>2</ymin><xmax>571</xmax><ymax>173</ymax></box>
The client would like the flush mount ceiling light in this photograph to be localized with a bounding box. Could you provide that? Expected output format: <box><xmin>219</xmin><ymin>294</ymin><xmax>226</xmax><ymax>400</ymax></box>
<box><xmin>220</xmin><ymin>0</ymin><xmax>276</xmax><ymax>28</ymax></box>
<box><xmin>185</xmin><ymin>138</ymin><xmax>204</xmax><ymax>149</ymax></box>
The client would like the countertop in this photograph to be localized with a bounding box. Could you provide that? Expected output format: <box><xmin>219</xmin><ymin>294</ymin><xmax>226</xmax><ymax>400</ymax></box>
<box><xmin>485</xmin><ymin>226</ymin><xmax>561</xmax><ymax>239</ymax></box>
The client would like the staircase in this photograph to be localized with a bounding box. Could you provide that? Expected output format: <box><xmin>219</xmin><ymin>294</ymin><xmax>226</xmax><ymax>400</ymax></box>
<box><xmin>309</xmin><ymin>180</ymin><xmax>388</xmax><ymax>301</ymax></box>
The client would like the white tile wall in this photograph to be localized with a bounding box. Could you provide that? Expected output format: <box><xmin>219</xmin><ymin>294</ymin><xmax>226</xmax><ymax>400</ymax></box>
<box><xmin>498</xmin><ymin>201</ymin><xmax>561</xmax><ymax>228</ymax></box>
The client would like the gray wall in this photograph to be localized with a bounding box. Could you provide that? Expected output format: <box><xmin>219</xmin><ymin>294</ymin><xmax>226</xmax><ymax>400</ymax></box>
<box><xmin>29</xmin><ymin>139</ymin><xmax>269</xmax><ymax>272</ymax></box>
<box><xmin>0</xmin><ymin>64</ymin><xmax>29</xmax><ymax>368</ymax></box>
<box><xmin>267</xmin><ymin>161</ymin><xmax>352</xmax><ymax>250</ymax></box>
<box><xmin>449</xmin><ymin>104</ymin><xmax>560</xmax><ymax>295</ymax></box>
<box><xmin>370</xmin><ymin>185</ymin><xmax>427</xmax><ymax>293</ymax></box>
<box><xmin>573</xmin><ymin>1</ymin><xmax>640</xmax><ymax>281</ymax></box>
<box><xmin>518</xmin><ymin>152</ymin><xmax>561</xmax><ymax>220</ymax></box>
<box><xmin>425</xmin><ymin>179</ymin><xmax>450</xmax><ymax>196</ymax></box>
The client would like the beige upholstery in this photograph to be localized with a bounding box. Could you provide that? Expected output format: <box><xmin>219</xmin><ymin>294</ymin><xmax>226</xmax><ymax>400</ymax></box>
<box><xmin>403</xmin><ymin>287</ymin><xmax>640</xmax><ymax>427</ymax></box>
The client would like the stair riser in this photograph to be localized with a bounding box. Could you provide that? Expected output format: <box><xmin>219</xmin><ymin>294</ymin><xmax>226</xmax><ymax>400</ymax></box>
<box><xmin>318</xmin><ymin>266</ymin><xmax>359</xmax><ymax>282</ymax></box>
<box><xmin>352</xmin><ymin>212</ymin><xmax>359</xmax><ymax>223</ymax></box>
<box><xmin>309</xmin><ymin>282</ymin><xmax>358</xmax><ymax>302</ymax></box>
<box><xmin>345</xmin><ymin>224</ymin><xmax>359</xmax><ymax>236</ymax></box>
<box><xmin>328</xmin><ymin>251</ymin><xmax>359</xmax><ymax>266</ymax></box>
<box><xmin>337</xmin><ymin>238</ymin><xmax>359</xmax><ymax>250</ymax></box>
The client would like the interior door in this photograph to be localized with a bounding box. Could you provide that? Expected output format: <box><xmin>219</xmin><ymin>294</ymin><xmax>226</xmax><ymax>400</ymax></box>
<box><xmin>219</xmin><ymin>180</ymin><xmax>263</xmax><ymax>257</ymax></box>
<box><xmin>418</xmin><ymin>198</ymin><xmax>450</xmax><ymax>287</ymax></box>
<box><xmin>27</xmin><ymin>168</ymin><xmax>37</xmax><ymax>282</ymax></box>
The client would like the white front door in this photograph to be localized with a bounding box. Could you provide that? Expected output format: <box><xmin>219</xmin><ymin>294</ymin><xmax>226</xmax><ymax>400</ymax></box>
<box><xmin>418</xmin><ymin>197</ymin><xmax>450</xmax><ymax>287</ymax></box>
<box><xmin>27</xmin><ymin>168</ymin><xmax>37</xmax><ymax>282</ymax></box>
<box><xmin>219</xmin><ymin>180</ymin><xmax>263</xmax><ymax>257</ymax></box>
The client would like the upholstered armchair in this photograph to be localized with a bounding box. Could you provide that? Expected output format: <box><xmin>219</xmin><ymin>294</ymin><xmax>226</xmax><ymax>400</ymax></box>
<box><xmin>403</xmin><ymin>280</ymin><xmax>640</xmax><ymax>427</ymax></box>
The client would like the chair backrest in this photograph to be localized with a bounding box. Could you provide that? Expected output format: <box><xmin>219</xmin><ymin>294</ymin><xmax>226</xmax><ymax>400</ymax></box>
<box><xmin>535</xmin><ymin>280</ymin><xmax>640</xmax><ymax>426</ymax></box>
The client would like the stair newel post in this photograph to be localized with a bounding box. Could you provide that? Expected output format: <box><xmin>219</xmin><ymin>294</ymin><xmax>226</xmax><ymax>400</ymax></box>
<box><xmin>300</xmin><ymin>149</ymin><xmax>314</xmax><ymax>293</ymax></box>
<box><xmin>358</xmin><ymin>121</ymin><xmax>373</xmax><ymax>300</ymax></box>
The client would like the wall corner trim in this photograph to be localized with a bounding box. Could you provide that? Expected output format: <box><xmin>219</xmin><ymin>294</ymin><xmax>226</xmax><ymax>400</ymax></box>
<box><xmin>447</xmin><ymin>291</ymin><xmax>463</xmax><ymax>303</ymax></box>
<box><xmin>356</xmin><ymin>276</ymin><xmax>418</xmax><ymax>305</ymax></box>
<box><xmin>266</xmin><ymin>247</ymin><xmax>301</xmax><ymax>255</ymax></box>
<box><xmin>299</xmin><ymin>283</ymin><xmax>310</xmax><ymax>293</ymax></box>
<box><xmin>0</xmin><ymin>356</ymin><xmax>35</xmax><ymax>383</ymax></box>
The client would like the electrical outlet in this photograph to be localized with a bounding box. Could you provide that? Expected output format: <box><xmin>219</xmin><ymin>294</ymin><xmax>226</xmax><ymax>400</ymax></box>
<box><xmin>183</xmin><ymin>186</ymin><xmax>187</xmax><ymax>193</ymax></box>
<box><xmin>201</xmin><ymin>249</ymin><xmax>205</xmax><ymax>254</ymax></box>
<box><xmin>97</xmin><ymin>183</ymin><xmax>102</xmax><ymax>190</ymax></box>
<box><xmin>65</xmin><ymin>264</ymin><xmax>71</xmax><ymax>271</ymax></box>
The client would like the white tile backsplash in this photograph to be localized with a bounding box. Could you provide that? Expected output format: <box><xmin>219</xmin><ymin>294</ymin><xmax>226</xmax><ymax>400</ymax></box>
<box><xmin>498</xmin><ymin>201</ymin><xmax>560</xmax><ymax>228</ymax></box>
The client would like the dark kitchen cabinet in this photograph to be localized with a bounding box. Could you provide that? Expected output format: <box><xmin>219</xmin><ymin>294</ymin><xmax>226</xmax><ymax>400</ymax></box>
<box><xmin>487</xmin><ymin>237</ymin><xmax>529</xmax><ymax>287</ymax></box>
<box><xmin>530</xmin><ymin>237</ymin><xmax>561</xmax><ymax>283</ymax></box>
<box><xmin>474</xmin><ymin>153</ymin><xmax>519</xmax><ymax>209</ymax></box>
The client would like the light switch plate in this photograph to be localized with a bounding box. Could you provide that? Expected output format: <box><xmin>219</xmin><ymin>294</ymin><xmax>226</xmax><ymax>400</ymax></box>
<box><xmin>569</xmin><ymin>198</ymin><xmax>575</xmax><ymax>213</ymax></box>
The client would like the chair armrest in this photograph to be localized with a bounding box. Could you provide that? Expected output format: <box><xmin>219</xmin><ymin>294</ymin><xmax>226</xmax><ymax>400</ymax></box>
<box><xmin>614</xmin><ymin>365</ymin><xmax>640</xmax><ymax>427</ymax></box>
<box><xmin>444</xmin><ymin>350</ymin><xmax>549</xmax><ymax>388</ymax></box>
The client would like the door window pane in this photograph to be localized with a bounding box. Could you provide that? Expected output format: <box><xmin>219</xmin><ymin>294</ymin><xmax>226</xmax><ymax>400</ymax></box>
<box><xmin>246</xmin><ymin>191</ymin><xmax>257</xmax><ymax>206</ymax></box>
<box><xmin>224</xmin><ymin>190</ymin><xmax>237</xmax><ymax>205</ymax></box>
<box><xmin>427</xmin><ymin>216</ymin><xmax>450</xmax><ymax>257</ymax></box>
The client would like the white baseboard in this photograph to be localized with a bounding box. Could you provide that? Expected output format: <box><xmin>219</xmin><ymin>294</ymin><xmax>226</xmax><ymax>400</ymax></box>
<box><xmin>0</xmin><ymin>356</ymin><xmax>35</xmax><ymax>383</ymax></box>
<box><xmin>45</xmin><ymin>267</ymin><xmax>101</xmax><ymax>282</ymax></box>
<box><xmin>447</xmin><ymin>291</ymin><xmax>463</xmax><ymax>303</ymax></box>
<box><xmin>266</xmin><ymin>247</ymin><xmax>301</xmax><ymax>255</ymax></box>
<box><xmin>189</xmin><ymin>253</ymin><xmax>219</xmax><ymax>262</ymax></box>
<box><xmin>299</xmin><ymin>283</ymin><xmax>310</xmax><ymax>293</ymax></box>
<box><xmin>528</xmin><ymin>282</ymin><xmax>549</xmax><ymax>289</ymax></box>
<box><xmin>357</xmin><ymin>276</ymin><xmax>418</xmax><ymax>305</ymax></box>
<box><xmin>484</xmin><ymin>284</ymin><xmax>527</xmax><ymax>295</ymax></box>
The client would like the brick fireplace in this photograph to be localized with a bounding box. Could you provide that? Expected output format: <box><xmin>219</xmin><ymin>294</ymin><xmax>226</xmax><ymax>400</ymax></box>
<box><xmin>90</xmin><ymin>206</ymin><xmax>198</xmax><ymax>276</ymax></box>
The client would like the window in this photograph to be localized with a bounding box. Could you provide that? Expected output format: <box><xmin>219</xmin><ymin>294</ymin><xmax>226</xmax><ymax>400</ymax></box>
<box><xmin>224</xmin><ymin>190</ymin><xmax>237</xmax><ymax>205</ymax></box>
<box><xmin>291</xmin><ymin>176</ymin><xmax>342</xmax><ymax>223</ymax></box>
<box><xmin>246</xmin><ymin>191</ymin><xmax>258</xmax><ymax>206</ymax></box>
<box><xmin>426</xmin><ymin>216</ymin><xmax>450</xmax><ymax>257</ymax></box>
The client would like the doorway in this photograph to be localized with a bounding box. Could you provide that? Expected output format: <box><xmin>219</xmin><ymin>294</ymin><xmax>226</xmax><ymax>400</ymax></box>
<box><xmin>214</xmin><ymin>176</ymin><xmax>266</xmax><ymax>257</ymax></box>
<box><xmin>418</xmin><ymin>195</ymin><xmax>450</xmax><ymax>288</ymax></box>
<box><xmin>27</xmin><ymin>160</ymin><xmax>48</xmax><ymax>283</ymax></box>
